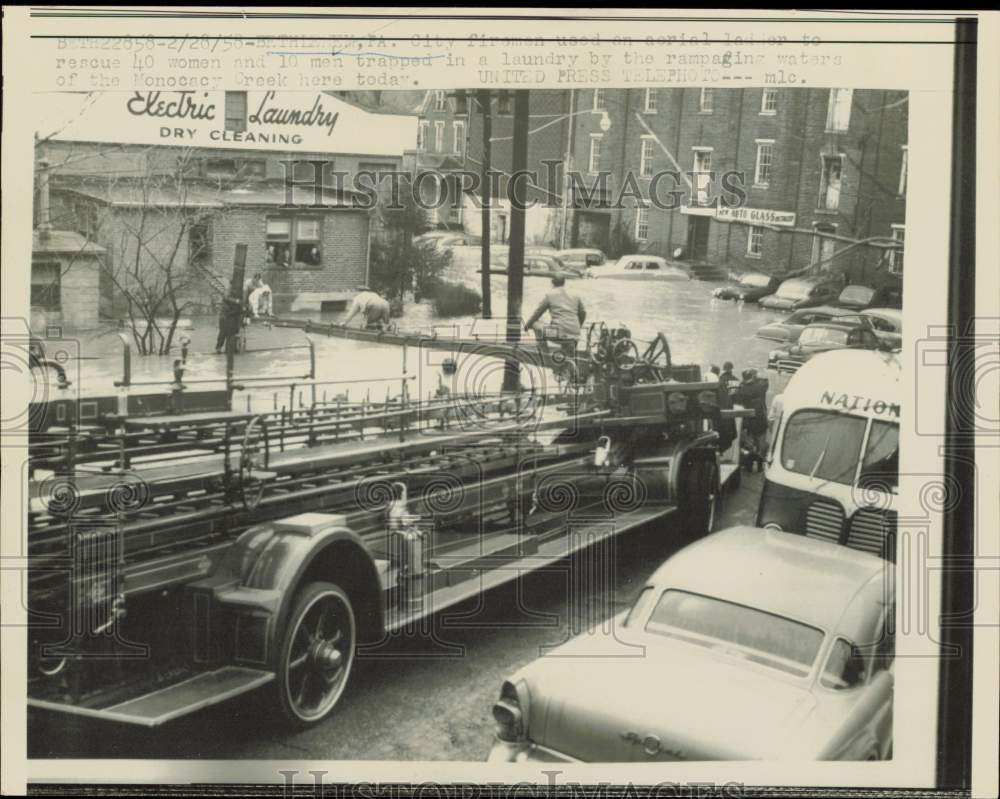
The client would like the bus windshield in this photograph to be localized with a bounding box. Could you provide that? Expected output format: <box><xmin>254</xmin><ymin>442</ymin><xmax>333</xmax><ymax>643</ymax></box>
<box><xmin>858</xmin><ymin>420</ymin><xmax>900</xmax><ymax>492</ymax></box>
<box><xmin>781</xmin><ymin>410</ymin><xmax>867</xmax><ymax>485</ymax></box>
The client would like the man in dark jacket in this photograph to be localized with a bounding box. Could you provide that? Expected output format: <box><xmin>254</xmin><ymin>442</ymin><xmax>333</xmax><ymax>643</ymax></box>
<box><xmin>215</xmin><ymin>295</ymin><xmax>243</xmax><ymax>353</ymax></box>
<box><xmin>733</xmin><ymin>368</ymin><xmax>769</xmax><ymax>471</ymax></box>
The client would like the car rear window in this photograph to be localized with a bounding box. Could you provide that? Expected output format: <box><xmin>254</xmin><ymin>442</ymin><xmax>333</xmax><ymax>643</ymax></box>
<box><xmin>777</xmin><ymin>281</ymin><xmax>812</xmax><ymax>299</ymax></box>
<box><xmin>645</xmin><ymin>590</ymin><xmax>825</xmax><ymax>676</ymax></box>
<box><xmin>799</xmin><ymin>326</ymin><xmax>850</xmax><ymax>346</ymax></box>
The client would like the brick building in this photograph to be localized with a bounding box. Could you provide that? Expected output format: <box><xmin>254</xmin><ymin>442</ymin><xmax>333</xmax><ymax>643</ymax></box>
<box><xmin>565</xmin><ymin>87</ymin><xmax>908</xmax><ymax>282</ymax></box>
<box><xmin>32</xmin><ymin>90</ymin><xmax>416</xmax><ymax>322</ymax></box>
<box><xmin>411</xmin><ymin>87</ymin><xmax>906</xmax><ymax>284</ymax></box>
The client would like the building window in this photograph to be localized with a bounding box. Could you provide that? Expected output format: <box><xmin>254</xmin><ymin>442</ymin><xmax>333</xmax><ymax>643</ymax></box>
<box><xmin>188</xmin><ymin>218</ymin><xmax>211</xmax><ymax>265</ymax></box>
<box><xmin>640</xmin><ymin>137</ymin><xmax>655</xmax><ymax>178</ymax></box>
<box><xmin>644</xmin><ymin>88</ymin><xmax>658</xmax><ymax>113</ymax></box>
<box><xmin>266</xmin><ymin>216</ymin><xmax>323</xmax><ymax>269</ymax></box>
<box><xmin>819</xmin><ymin>154</ymin><xmax>843</xmax><ymax>211</ymax></box>
<box><xmin>826</xmin><ymin>89</ymin><xmax>853</xmax><ymax>132</ymax></box>
<box><xmin>453</xmin><ymin>120</ymin><xmax>465</xmax><ymax>155</ymax></box>
<box><xmin>434</xmin><ymin>121</ymin><xmax>445</xmax><ymax>153</ymax></box>
<box><xmin>434</xmin><ymin>90</ymin><xmax>447</xmax><ymax>112</ymax></box>
<box><xmin>224</xmin><ymin>91</ymin><xmax>247</xmax><ymax>133</ymax></box>
<box><xmin>202</xmin><ymin>158</ymin><xmax>266</xmax><ymax>180</ymax></box>
<box><xmin>754</xmin><ymin>140</ymin><xmax>774</xmax><ymax>187</ymax></box>
<box><xmin>760</xmin><ymin>88</ymin><xmax>778</xmax><ymax>114</ymax></box>
<box><xmin>692</xmin><ymin>147</ymin><xmax>713</xmax><ymax>206</ymax></box>
<box><xmin>588</xmin><ymin>135</ymin><xmax>603</xmax><ymax>173</ymax></box>
<box><xmin>699</xmin><ymin>88</ymin><xmax>714</xmax><ymax>113</ymax></box>
<box><xmin>417</xmin><ymin>121</ymin><xmax>429</xmax><ymax>151</ymax></box>
<box><xmin>31</xmin><ymin>262</ymin><xmax>61</xmax><ymax>310</ymax></box>
<box><xmin>888</xmin><ymin>225</ymin><xmax>905</xmax><ymax>275</ymax></box>
<box><xmin>635</xmin><ymin>206</ymin><xmax>649</xmax><ymax>242</ymax></box>
<box><xmin>593</xmin><ymin>88</ymin><xmax>606</xmax><ymax>111</ymax></box>
<box><xmin>898</xmin><ymin>145</ymin><xmax>908</xmax><ymax>196</ymax></box>
<box><xmin>747</xmin><ymin>225</ymin><xmax>764</xmax><ymax>258</ymax></box>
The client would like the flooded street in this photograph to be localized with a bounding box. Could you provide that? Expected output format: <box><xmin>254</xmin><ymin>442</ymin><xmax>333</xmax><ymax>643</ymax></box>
<box><xmin>53</xmin><ymin>246</ymin><xmax>779</xmax><ymax>401</ymax></box>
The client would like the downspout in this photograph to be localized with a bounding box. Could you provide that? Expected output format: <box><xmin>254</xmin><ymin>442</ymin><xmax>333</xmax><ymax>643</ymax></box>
<box><xmin>726</xmin><ymin>90</ymin><xmax>744</xmax><ymax>265</ymax></box>
<box><xmin>667</xmin><ymin>89</ymin><xmax>684</xmax><ymax>250</ymax></box>
<box><xmin>787</xmin><ymin>89</ymin><xmax>811</xmax><ymax>275</ymax></box>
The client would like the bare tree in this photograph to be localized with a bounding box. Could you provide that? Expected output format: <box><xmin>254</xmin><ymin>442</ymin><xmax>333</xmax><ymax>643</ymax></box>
<box><xmin>40</xmin><ymin>144</ymin><xmax>227</xmax><ymax>356</ymax></box>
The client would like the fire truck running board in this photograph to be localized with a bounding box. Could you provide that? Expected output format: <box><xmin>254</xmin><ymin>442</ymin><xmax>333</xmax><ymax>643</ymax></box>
<box><xmin>28</xmin><ymin>666</ymin><xmax>274</xmax><ymax>727</ymax></box>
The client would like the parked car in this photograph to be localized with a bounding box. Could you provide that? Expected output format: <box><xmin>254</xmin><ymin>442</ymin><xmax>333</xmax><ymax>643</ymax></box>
<box><xmin>488</xmin><ymin>526</ymin><xmax>894</xmax><ymax>762</ymax></box>
<box><xmin>758</xmin><ymin>277</ymin><xmax>841</xmax><ymax>311</ymax></box>
<box><xmin>755</xmin><ymin>305</ymin><xmax>854</xmax><ymax>344</ymax></box>
<box><xmin>834</xmin><ymin>284</ymin><xmax>900</xmax><ymax>311</ymax></box>
<box><xmin>555</xmin><ymin>248</ymin><xmax>607</xmax><ymax>269</ymax></box>
<box><xmin>860</xmin><ymin>307</ymin><xmax>903</xmax><ymax>349</ymax></box>
<box><xmin>712</xmin><ymin>271</ymin><xmax>781</xmax><ymax>302</ymax></box>
<box><xmin>525</xmin><ymin>245</ymin><xmax>559</xmax><ymax>257</ymax></box>
<box><xmin>433</xmin><ymin>233</ymin><xmax>482</xmax><ymax>250</ymax></box>
<box><xmin>413</xmin><ymin>230</ymin><xmax>456</xmax><ymax>245</ymax></box>
<box><xmin>488</xmin><ymin>253</ymin><xmax>589</xmax><ymax>279</ymax></box>
<box><xmin>767</xmin><ymin>316</ymin><xmax>891</xmax><ymax>374</ymax></box>
<box><xmin>591</xmin><ymin>255</ymin><xmax>690</xmax><ymax>281</ymax></box>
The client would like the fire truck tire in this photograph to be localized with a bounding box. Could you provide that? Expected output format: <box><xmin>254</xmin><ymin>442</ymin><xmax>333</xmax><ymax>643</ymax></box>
<box><xmin>274</xmin><ymin>581</ymin><xmax>356</xmax><ymax>727</ymax></box>
<box><xmin>679</xmin><ymin>456</ymin><xmax>718</xmax><ymax>538</ymax></box>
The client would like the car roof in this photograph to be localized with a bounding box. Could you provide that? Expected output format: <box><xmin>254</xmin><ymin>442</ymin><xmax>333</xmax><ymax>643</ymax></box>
<box><xmin>802</xmin><ymin>318</ymin><xmax>865</xmax><ymax>331</ymax></box>
<box><xmin>782</xmin><ymin>349</ymin><xmax>902</xmax><ymax>417</ymax></box>
<box><xmin>805</xmin><ymin>305</ymin><xmax>854</xmax><ymax>317</ymax></box>
<box><xmin>862</xmin><ymin>307</ymin><xmax>902</xmax><ymax>322</ymax></box>
<box><xmin>649</xmin><ymin>527</ymin><xmax>888</xmax><ymax>634</ymax></box>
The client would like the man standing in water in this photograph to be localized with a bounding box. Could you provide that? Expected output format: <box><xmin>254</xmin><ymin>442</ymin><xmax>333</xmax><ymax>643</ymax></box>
<box><xmin>342</xmin><ymin>285</ymin><xmax>391</xmax><ymax>330</ymax></box>
<box><xmin>524</xmin><ymin>273</ymin><xmax>587</xmax><ymax>369</ymax></box>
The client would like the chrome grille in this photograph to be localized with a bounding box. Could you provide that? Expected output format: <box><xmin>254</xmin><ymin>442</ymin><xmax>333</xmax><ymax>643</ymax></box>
<box><xmin>847</xmin><ymin>509</ymin><xmax>897</xmax><ymax>559</ymax></box>
<box><xmin>774</xmin><ymin>359</ymin><xmax>803</xmax><ymax>375</ymax></box>
<box><xmin>805</xmin><ymin>500</ymin><xmax>845</xmax><ymax>544</ymax></box>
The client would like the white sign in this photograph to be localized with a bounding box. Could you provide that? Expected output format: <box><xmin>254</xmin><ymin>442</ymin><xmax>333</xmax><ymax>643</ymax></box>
<box><xmin>715</xmin><ymin>206</ymin><xmax>797</xmax><ymax>227</ymax></box>
<box><xmin>35</xmin><ymin>90</ymin><xmax>417</xmax><ymax>158</ymax></box>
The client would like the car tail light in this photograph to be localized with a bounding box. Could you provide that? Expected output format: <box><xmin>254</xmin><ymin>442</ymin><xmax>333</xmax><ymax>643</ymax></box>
<box><xmin>492</xmin><ymin>680</ymin><xmax>525</xmax><ymax>742</ymax></box>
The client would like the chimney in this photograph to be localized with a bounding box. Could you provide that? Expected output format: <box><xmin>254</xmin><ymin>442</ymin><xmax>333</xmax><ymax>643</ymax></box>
<box><xmin>37</xmin><ymin>158</ymin><xmax>52</xmax><ymax>242</ymax></box>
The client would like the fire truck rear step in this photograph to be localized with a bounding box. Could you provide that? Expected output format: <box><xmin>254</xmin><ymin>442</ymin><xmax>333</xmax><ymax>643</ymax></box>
<box><xmin>29</xmin><ymin>666</ymin><xmax>274</xmax><ymax>727</ymax></box>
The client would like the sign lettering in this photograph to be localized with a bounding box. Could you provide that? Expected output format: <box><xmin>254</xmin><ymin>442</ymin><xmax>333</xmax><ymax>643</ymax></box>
<box><xmin>819</xmin><ymin>390</ymin><xmax>900</xmax><ymax>418</ymax></box>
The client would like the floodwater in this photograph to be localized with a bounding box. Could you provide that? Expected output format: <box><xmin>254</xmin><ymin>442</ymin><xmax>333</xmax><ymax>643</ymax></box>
<box><xmin>35</xmin><ymin>246</ymin><xmax>784</xmax><ymax>406</ymax></box>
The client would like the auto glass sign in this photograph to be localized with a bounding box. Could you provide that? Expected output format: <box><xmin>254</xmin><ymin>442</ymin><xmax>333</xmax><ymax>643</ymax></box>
<box><xmin>716</xmin><ymin>206</ymin><xmax>796</xmax><ymax>227</ymax></box>
<box><xmin>819</xmin><ymin>390</ymin><xmax>900</xmax><ymax>419</ymax></box>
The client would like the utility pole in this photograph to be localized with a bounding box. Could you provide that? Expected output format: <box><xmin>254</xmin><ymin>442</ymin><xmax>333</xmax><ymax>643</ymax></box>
<box><xmin>502</xmin><ymin>89</ymin><xmax>530</xmax><ymax>393</ymax></box>
<box><xmin>477</xmin><ymin>89</ymin><xmax>492</xmax><ymax>319</ymax></box>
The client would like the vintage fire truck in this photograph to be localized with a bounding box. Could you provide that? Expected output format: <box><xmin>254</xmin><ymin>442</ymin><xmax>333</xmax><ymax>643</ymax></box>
<box><xmin>26</xmin><ymin>319</ymin><xmax>746</xmax><ymax>728</ymax></box>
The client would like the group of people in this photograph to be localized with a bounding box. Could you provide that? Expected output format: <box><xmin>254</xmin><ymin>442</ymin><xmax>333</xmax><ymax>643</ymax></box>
<box><xmin>708</xmin><ymin>361</ymin><xmax>774</xmax><ymax>472</ymax></box>
<box><xmin>243</xmin><ymin>273</ymin><xmax>273</xmax><ymax>320</ymax></box>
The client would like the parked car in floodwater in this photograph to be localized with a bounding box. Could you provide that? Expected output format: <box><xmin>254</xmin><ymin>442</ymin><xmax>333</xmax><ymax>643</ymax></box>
<box><xmin>758</xmin><ymin>277</ymin><xmax>841</xmax><ymax>311</ymax></box>
<box><xmin>768</xmin><ymin>316</ymin><xmax>893</xmax><ymax>374</ymax></box>
<box><xmin>713</xmin><ymin>271</ymin><xmax>781</xmax><ymax>303</ymax></box>
<box><xmin>755</xmin><ymin>306</ymin><xmax>854</xmax><ymax>344</ymax></box>
<box><xmin>834</xmin><ymin>284</ymin><xmax>901</xmax><ymax>311</ymax></box>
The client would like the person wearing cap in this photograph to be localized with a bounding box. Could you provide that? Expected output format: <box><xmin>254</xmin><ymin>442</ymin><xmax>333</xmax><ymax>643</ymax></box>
<box><xmin>343</xmin><ymin>285</ymin><xmax>391</xmax><ymax>330</ymax></box>
<box><xmin>524</xmin><ymin>273</ymin><xmax>587</xmax><ymax>364</ymax></box>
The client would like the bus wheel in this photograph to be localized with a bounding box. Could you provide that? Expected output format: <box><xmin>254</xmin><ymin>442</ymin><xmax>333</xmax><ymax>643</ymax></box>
<box><xmin>275</xmin><ymin>581</ymin><xmax>356</xmax><ymax>727</ymax></box>
<box><xmin>680</xmin><ymin>457</ymin><xmax>718</xmax><ymax>538</ymax></box>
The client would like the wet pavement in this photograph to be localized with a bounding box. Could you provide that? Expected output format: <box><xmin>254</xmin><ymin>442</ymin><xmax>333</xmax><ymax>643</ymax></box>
<box><xmin>31</xmin><ymin>471</ymin><xmax>765</xmax><ymax>761</ymax></box>
<box><xmin>40</xmin><ymin>246</ymin><xmax>781</xmax><ymax>405</ymax></box>
<box><xmin>29</xmin><ymin>248</ymin><xmax>777</xmax><ymax>760</ymax></box>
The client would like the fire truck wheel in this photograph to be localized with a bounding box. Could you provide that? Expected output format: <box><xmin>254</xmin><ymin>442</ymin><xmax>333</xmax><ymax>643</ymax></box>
<box><xmin>275</xmin><ymin>581</ymin><xmax>356</xmax><ymax>727</ymax></box>
<box><xmin>680</xmin><ymin>457</ymin><xmax>718</xmax><ymax>538</ymax></box>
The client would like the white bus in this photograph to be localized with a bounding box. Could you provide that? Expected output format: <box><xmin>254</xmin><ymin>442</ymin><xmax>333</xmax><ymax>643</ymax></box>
<box><xmin>756</xmin><ymin>349</ymin><xmax>900</xmax><ymax>561</ymax></box>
